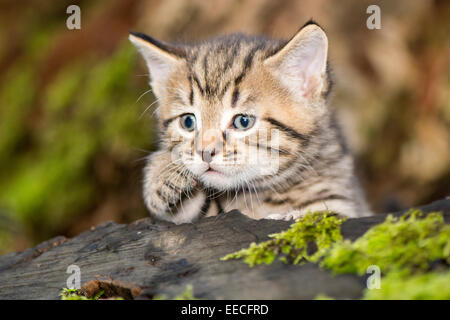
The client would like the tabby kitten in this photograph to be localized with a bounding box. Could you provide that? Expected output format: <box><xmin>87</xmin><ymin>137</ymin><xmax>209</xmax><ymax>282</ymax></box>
<box><xmin>129</xmin><ymin>21</ymin><xmax>371</xmax><ymax>224</ymax></box>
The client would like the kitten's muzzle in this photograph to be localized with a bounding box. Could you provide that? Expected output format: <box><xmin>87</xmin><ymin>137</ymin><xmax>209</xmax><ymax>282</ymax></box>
<box><xmin>201</xmin><ymin>149</ymin><xmax>215</xmax><ymax>163</ymax></box>
<box><xmin>195</xmin><ymin>129</ymin><xmax>223</xmax><ymax>164</ymax></box>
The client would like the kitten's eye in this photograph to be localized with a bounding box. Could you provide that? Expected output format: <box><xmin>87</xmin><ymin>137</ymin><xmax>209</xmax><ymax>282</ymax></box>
<box><xmin>180</xmin><ymin>114</ymin><xmax>196</xmax><ymax>131</ymax></box>
<box><xmin>232</xmin><ymin>114</ymin><xmax>255</xmax><ymax>130</ymax></box>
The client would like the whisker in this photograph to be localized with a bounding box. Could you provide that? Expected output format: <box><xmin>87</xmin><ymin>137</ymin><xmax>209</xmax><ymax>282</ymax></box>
<box><xmin>136</xmin><ymin>88</ymin><xmax>154</xmax><ymax>103</ymax></box>
<box><xmin>241</xmin><ymin>184</ymin><xmax>249</xmax><ymax>212</ymax></box>
<box><xmin>139</xmin><ymin>98</ymin><xmax>160</xmax><ymax>119</ymax></box>
<box><xmin>223</xmin><ymin>187</ymin><xmax>238</xmax><ymax>212</ymax></box>
<box><xmin>245</xmin><ymin>181</ymin><xmax>255</xmax><ymax>218</ymax></box>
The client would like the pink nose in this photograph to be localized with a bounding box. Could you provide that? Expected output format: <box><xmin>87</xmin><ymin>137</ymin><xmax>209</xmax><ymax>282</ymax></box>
<box><xmin>196</xmin><ymin>128</ymin><xmax>221</xmax><ymax>163</ymax></box>
<box><xmin>201</xmin><ymin>149</ymin><xmax>216</xmax><ymax>163</ymax></box>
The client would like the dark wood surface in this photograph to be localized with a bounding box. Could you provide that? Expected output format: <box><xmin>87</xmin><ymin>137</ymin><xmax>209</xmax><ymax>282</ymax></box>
<box><xmin>0</xmin><ymin>199</ymin><xmax>449</xmax><ymax>299</ymax></box>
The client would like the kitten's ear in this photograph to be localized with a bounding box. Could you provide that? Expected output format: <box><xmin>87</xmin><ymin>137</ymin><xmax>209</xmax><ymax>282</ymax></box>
<box><xmin>264</xmin><ymin>22</ymin><xmax>329</xmax><ymax>101</ymax></box>
<box><xmin>129</xmin><ymin>32</ymin><xmax>185</xmax><ymax>98</ymax></box>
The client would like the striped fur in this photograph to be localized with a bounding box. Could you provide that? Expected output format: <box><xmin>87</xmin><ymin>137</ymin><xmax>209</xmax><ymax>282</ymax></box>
<box><xmin>130</xmin><ymin>22</ymin><xmax>371</xmax><ymax>224</ymax></box>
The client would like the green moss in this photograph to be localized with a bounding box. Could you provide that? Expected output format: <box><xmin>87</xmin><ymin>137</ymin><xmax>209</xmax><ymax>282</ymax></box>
<box><xmin>173</xmin><ymin>285</ymin><xmax>198</xmax><ymax>300</ymax></box>
<box><xmin>363</xmin><ymin>271</ymin><xmax>450</xmax><ymax>300</ymax></box>
<box><xmin>221</xmin><ymin>211</ymin><xmax>345</xmax><ymax>266</ymax></box>
<box><xmin>60</xmin><ymin>288</ymin><xmax>106</xmax><ymax>300</ymax></box>
<box><xmin>321</xmin><ymin>210</ymin><xmax>450</xmax><ymax>276</ymax></box>
<box><xmin>314</xmin><ymin>293</ymin><xmax>335</xmax><ymax>300</ymax></box>
<box><xmin>222</xmin><ymin>210</ymin><xmax>449</xmax><ymax>300</ymax></box>
<box><xmin>321</xmin><ymin>210</ymin><xmax>450</xmax><ymax>300</ymax></box>
<box><xmin>153</xmin><ymin>285</ymin><xmax>199</xmax><ymax>300</ymax></box>
<box><xmin>60</xmin><ymin>285</ymin><xmax>196</xmax><ymax>301</ymax></box>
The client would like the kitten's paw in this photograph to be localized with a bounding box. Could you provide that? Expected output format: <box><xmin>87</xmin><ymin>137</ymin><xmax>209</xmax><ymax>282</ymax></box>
<box><xmin>265</xmin><ymin>210</ymin><xmax>305</xmax><ymax>221</ymax></box>
<box><xmin>143</xmin><ymin>151</ymin><xmax>198</xmax><ymax>223</ymax></box>
<box><xmin>146</xmin><ymin>173</ymin><xmax>197</xmax><ymax>215</ymax></box>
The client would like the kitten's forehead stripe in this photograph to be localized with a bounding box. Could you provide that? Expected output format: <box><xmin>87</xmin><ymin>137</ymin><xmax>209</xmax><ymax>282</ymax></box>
<box><xmin>180</xmin><ymin>34</ymin><xmax>285</xmax><ymax>101</ymax></box>
<box><xmin>203</xmin><ymin>54</ymin><xmax>211</xmax><ymax>96</ymax></box>
<box><xmin>231</xmin><ymin>89</ymin><xmax>239</xmax><ymax>107</ymax></box>
<box><xmin>189</xmin><ymin>84</ymin><xmax>194</xmax><ymax>105</ymax></box>
<box><xmin>192</xmin><ymin>74</ymin><xmax>204</xmax><ymax>95</ymax></box>
<box><xmin>235</xmin><ymin>42</ymin><xmax>265</xmax><ymax>86</ymax></box>
<box><xmin>223</xmin><ymin>42</ymin><xmax>239</xmax><ymax>72</ymax></box>
<box><xmin>219</xmin><ymin>81</ymin><xmax>231</xmax><ymax>100</ymax></box>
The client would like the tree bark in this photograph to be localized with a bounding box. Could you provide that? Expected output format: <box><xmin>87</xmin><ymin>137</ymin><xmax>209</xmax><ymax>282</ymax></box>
<box><xmin>0</xmin><ymin>199</ymin><xmax>449</xmax><ymax>299</ymax></box>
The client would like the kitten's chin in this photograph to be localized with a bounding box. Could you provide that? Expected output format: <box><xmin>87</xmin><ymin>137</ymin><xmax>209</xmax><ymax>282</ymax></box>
<box><xmin>186</xmin><ymin>162</ymin><xmax>253</xmax><ymax>190</ymax></box>
<box><xmin>199</xmin><ymin>170</ymin><xmax>237</xmax><ymax>190</ymax></box>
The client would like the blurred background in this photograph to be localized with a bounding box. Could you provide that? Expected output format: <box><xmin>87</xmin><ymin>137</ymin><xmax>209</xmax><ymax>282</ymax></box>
<box><xmin>0</xmin><ymin>0</ymin><xmax>449</xmax><ymax>254</ymax></box>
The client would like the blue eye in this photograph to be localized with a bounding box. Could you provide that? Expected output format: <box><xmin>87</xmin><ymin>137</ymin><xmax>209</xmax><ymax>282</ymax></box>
<box><xmin>232</xmin><ymin>114</ymin><xmax>255</xmax><ymax>130</ymax></box>
<box><xmin>180</xmin><ymin>114</ymin><xmax>196</xmax><ymax>131</ymax></box>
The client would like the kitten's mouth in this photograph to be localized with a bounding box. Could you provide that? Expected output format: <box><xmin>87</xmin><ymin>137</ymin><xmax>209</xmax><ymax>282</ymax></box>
<box><xmin>198</xmin><ymin>164</ymin><xmax>240</xmax><ymax>190</ymax></box>
<box><xmin>204</xmin><ymin>166</ymin><xmax>224</xmax><ymax>176</ymax></box>
<box><xmin>200</xmin><ymin>164</ymin><xmax>229</xmax><ymax>178</ymax></box>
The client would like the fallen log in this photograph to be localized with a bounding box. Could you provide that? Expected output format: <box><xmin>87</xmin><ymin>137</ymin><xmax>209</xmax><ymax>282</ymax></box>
<box><xmin>0</xmin><ymin>198</ymin><xmax>449</xmax><ymax>299</ymax></box>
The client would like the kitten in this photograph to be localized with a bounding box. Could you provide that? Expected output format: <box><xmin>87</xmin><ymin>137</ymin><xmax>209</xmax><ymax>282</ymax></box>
<box><xmin>129</xmin><ymin>21</ymin><xmax>371</xmax><ymax>224</ymax></box>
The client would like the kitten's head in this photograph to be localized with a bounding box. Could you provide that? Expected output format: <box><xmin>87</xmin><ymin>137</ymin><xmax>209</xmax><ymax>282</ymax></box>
<box><xmin>130</xmin><ymin>22</ymin><xmax>331</xmax><ymax>191</ymax></box>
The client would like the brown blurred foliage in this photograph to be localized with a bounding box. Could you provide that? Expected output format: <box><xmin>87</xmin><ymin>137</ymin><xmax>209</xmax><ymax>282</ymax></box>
<box><xmin>0</xmin><ymin>0</ymin><xmax>448</xmax><ymax>253</ymax></box>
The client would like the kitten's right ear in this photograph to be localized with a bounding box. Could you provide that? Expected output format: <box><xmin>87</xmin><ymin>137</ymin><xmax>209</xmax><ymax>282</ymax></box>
<box><xmin>264</xmin><ymin>22</ymin><xmax>328</xmax><ymax>102</ymax></box>
<box><xmin>129</xmin><ymin>32</ymin><xmax>185</xmax><ymax>98</ymax></box>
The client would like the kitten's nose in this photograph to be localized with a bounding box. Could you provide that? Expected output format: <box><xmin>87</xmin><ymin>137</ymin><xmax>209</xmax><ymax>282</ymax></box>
<box><xmin>202</xmin><ymin>149</ymin><xmax>216</xmax><ymax>163</ymax></box>
<box><xmin>196</xmin><ymin>128</ymin><xmax>221</xmax><ymax>163</ymax></box>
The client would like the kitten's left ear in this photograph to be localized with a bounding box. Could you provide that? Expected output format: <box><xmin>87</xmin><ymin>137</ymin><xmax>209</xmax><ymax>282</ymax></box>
<box><xmin>264</xmin><ymin>22</ymin><xmax>329</xmax><ymax>101</ymax></box>
<box><xmin>129</xmin><ymin>32</ymin><xmax>185</xmax><ymax>99</ymax></box>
